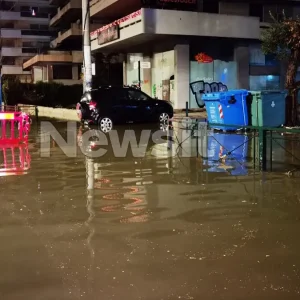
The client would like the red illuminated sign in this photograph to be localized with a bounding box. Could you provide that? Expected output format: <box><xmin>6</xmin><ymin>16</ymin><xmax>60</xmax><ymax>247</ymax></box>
<box><xmin>98</xmin><ymin>24</ymin><xmax>119</xmax><ymax>45</ymax></box>
<box><xmin>91</xmin><ymin>9</ymin><xmax>141</xmax><ymax>38</ymax></box>
<box><xmin>195</xmin><ymin>53</ymin><xmax>213</xmax><ymax>63</ymax></box>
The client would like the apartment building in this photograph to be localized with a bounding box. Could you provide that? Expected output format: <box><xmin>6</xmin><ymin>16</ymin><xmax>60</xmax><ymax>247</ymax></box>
<box><xmin>22</xmin><ymin>0</ymin><xmax>111</xmax><ymax>84</ymax></box>
<box><xmin>23</xmin><ymin>0</ymin><xmax>89</xmax><ymax>84</ymax></box>
<box><xmin>0</xmin><ymin>0</ymin><xmax>56</xmax><ymax>82</ymax></box>
<box><xmin>90</xmin><ymin>0</ymin><xmax>300</xmax><ymax>109</ymax></box>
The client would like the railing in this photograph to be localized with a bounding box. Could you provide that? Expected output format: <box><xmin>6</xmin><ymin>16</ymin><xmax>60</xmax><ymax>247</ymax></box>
<box><xmin>169</xmin><ymin>119</ymin><xmax>300</xmax><ymax>174</ymax></box>
<box><xmin>20</xmin><ymin>11</ymin><xmax>49</xmax><ymax>18</ymax></box>
<box><xmin>0</xmin><ymin>111</ymin><xmax>31</xmax><ymax>144</ymax></box>
<box><xmin>0</xmin><ymin>143</ymin><xmax>31</xmax><ymax>176</ymax></box>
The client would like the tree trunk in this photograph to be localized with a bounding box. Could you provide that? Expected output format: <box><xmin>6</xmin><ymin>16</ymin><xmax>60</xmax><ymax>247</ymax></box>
<box><xmin>285</xmin><ymin>49</ymin><xmax>300</xmax><ymax>126</ymax></box>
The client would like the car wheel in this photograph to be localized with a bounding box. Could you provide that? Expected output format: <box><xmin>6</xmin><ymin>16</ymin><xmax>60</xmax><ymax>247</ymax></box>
<box><xmin>98</xmin><ymin>117</ymin><xmax>113</xmax><ymax>133</ymax></box>
<box><xmin>159</xmin><ymin>112</ymin><xmax>170</xmax><ymax>123</ymax></box>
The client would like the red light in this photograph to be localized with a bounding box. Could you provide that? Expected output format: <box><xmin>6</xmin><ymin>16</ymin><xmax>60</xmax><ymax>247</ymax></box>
<box><xmin>89</xmin><ymin>101</ymin><xmax>97</xmax><ymax>110</ymax></box>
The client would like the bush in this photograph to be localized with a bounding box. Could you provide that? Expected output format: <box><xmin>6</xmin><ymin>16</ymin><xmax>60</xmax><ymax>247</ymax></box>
<box><xmin>2</xmin><ymin>79</ymin><xmax>83</xmax><ymax>108</ymax></box>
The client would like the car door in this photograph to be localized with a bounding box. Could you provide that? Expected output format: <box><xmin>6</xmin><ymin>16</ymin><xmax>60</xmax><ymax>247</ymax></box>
<box><xmin>101</xmin><ymin>88</ymin><xmax>132</xmax><ymax>123</ymax></box>
<box><xmin>127</xmin><ymin>88</ymin><xmax>155</xmax><ymax>122</ymax></box>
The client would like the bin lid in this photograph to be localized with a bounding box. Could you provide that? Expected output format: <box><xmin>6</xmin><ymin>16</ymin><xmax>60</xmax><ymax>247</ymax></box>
<box><xmin>201</xmin><ymin>92</ymin><xmax>225</xmax><ymax>100</ymax></box>
<box><xmin>202</xmin><ymin>89</ymin><xmax>248</xmax><ymax>101</ymax></box>
<box><xmin>223</xmin><ymin>89</ymin><xmax>249</xmax><ymax>96</ymax></box>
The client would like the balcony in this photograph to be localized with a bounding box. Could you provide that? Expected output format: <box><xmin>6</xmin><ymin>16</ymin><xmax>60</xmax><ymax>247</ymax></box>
<box><xmin>50</xmin><ymin>23</ymin><xmax>81</xmax><ymax>48</ymax></box>
<box><xmin>0</xmin><ymin>10</ymin><xmax>49</xmax><ymax>23</ymax></box>
<box><xmin>50</xmin><ymin>0</ymin><xmax>81</xmax><ymax>27</ymax></box>
<box><xmin>22</xmin><ymin>30</ymin><xmax>55</xmax><ymax>41</ymax></box>
<box><xmin>1</xmin><ymin>65</ymin><xmax>31</xmax><ymax>75</ymax></box>
<box><xmin>50</xmin><ymin>23</ymin><xmax>99</xmax><ymax>48</ymax></box>
<box><xmin>0</xmin><ymin>11</ymin><xmax>20</xmax><ymax>20</ymax></box>
<box><xmin>0</xmin><ymin>29</ymin><xmax>22</xmax><ymax>39</ymax></box>
<box><xmin>1</xmin><ymin>47</ymin><xmax>34</xmax><ymax>57</ymax></box>
<box><xmin>90</xmin><ymin>0</ymin><xmax>140</xmax><ymax>19</ymax></box>
<box><xmin>23</xmin><ymin>50</ymin><xmax>83</xmax><ymax>69</ymax></box>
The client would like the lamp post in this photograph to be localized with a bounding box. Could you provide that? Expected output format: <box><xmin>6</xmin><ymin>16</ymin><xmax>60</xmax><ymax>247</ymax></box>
<box><xmin>82</xmin><ymin>0</ymin><xmax>92</xmax><ymax>92</ymax></box>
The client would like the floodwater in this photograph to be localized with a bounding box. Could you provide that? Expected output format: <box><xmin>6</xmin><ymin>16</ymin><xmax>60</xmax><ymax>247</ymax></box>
<box><xmin>1</xmin><ymin>120</ymin><xmax>300</xmax><ymax>300</ymax></box>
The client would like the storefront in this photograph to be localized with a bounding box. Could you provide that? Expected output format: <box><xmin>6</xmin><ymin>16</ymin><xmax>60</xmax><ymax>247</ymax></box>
<box><xmin>90</xmin><ymin>8</ymin><xmax>261</xmax><ymax>109</ymax></box>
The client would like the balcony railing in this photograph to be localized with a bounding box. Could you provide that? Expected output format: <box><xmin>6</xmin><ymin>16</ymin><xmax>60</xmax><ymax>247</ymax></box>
<box><xmin>20</xmin><ymin>11</ymin><xmax>49</xmax><ymax>18</ymax></box>
<box><xmin>21</xmin><ymin>30</ymin><xmax>56</xmax><ymax>37</ymax></box>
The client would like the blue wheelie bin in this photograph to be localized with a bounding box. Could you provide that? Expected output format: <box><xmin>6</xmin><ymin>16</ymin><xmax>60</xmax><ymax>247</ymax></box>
<box><xmin>203</xmin><ymin>132</ymin><xmax>249</xmax><ymax>176</ymax></box>
<box><xmin>202</xmin><ymin>90</ymin><xmax>249</xmax><ymax>131</ymax></box>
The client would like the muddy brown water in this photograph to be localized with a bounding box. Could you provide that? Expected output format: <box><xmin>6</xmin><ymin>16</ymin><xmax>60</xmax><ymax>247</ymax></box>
<box><xmin>0</xmin><ymin>120</ymin><xmax>300</xmax><ymax>300</ymax></box>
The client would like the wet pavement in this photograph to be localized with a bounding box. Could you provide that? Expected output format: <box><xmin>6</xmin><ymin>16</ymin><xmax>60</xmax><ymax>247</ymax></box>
<box><xmin>1</xmin><ymin>120</ymin><xmax>300</xmax><ymax>299</ymax></box>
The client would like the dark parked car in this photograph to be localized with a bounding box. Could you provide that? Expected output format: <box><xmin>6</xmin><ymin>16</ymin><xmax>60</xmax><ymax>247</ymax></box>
<box><xmin>76</xmin><ymin>85</ymin><xmax>173</xmax><ymax>132</ymax></box>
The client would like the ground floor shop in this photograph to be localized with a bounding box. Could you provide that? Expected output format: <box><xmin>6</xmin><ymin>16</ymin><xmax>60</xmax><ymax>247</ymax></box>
<box><xmin>90</xmin><ymin>8</ymin><xmax>288</xmax><ymax>109</ymax></box>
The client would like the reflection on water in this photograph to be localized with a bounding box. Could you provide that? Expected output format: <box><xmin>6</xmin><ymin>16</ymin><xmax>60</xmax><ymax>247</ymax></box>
<box><xmin>0</xmin><ymin>142</ymin><xmax>31</xmax><ymax>176</ymax></box>
<box><xmin>0</xmin><ymin>121</ymin><xmax>300</xmax><ymax>299</ymax></box>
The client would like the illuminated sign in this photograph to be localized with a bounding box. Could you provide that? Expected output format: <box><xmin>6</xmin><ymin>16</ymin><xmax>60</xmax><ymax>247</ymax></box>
<box><xmin>195</xmin><ymin>53</ymin><xmax>213</xmax><ymax>63</ymax></box>
<box><xmin>98</xmin><ymin>24</ymin><xmax>119</xmax><ymax>45</ymax></box>
<box><xmin>91</xmin><ymin>10</ymin><xmax>141</xmax><ymax>39</ymax></box>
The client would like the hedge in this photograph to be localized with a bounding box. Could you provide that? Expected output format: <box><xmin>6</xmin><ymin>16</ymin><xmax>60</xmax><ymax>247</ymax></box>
<box><xmin>2</xmin><ymin>79</ymin><xmax>83</xmax><ymax>108</ymax></box>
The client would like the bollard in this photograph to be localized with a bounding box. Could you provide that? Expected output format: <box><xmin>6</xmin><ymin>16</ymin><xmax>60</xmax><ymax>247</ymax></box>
<box><xmin>185</xmin><ymin>101</ymin><xmax>189</xmax><ymax>117</ymax></box>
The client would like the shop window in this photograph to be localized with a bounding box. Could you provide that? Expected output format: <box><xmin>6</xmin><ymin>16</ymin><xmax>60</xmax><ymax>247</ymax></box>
<box><xmin>151</xmin><ymin>51</ymin><xmax>175</xmax><ymax>102</ymax></box>
<box><xmin>249</xmin><ymin>45</ymin><xmax>279</xmax><ymax>66</ymax></box>
<box><xmin>249</xmin><ymin>75</ymin><xmax>280</xmax><ymax>91</ymax></box>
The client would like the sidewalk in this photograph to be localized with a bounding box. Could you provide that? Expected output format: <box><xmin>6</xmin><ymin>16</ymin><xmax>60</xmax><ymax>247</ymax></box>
<box><xmin>173</xmin><ymin>109</ymin><xmax>207</xmax><ymax>119</ymax></box>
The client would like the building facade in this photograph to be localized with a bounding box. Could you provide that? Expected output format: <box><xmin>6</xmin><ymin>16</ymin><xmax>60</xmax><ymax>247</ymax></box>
<box><xmin>22</xmin><ymin>0</ymin><xmax>87</xmax><ymax>84</ymax></box>
<box><xmin>0</xmin><ymin>0</ymin><xmax>56</xmax><ymax>82</ymax></box>
<box><xmin>90</xmin><ymin>0</ymin><xmax>300</xmax><ymax>109</ymax></box>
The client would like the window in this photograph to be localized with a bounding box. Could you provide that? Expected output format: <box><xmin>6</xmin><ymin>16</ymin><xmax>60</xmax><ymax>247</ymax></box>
<box><xmin>203</xmin><ymin>0</ymin><xmax>219</xmax><ymax>14</ymax></box>
<box><xmin>128</xmin><ymin>89</ymin><xmax>150</xmax><ymax>101</ymax></box>
<box><xmin>249</xmin><ymin>45</ymin><xmax>279</xmax><ymax>66</ymax></box>
<box><xmin>53</xmin><ymin>65</ymin><xmax>72</xmax><ymax>80</ymax></box>
<box><xmin>249</xmin><ymin>75</ymin><xmax>280</xmax><ymax>91</ymax></box>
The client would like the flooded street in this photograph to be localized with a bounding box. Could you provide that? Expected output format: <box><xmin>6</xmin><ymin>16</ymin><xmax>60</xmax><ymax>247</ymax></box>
<box><xmin>1</xmin><ymin>120</ymin><xmax>300</xmax><ymax>299</ymax></box>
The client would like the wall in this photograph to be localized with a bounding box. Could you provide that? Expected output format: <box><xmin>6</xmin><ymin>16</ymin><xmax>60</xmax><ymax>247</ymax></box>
<box><xmin>189</xmin><ymin>41</ymin><xmax>237</xmax><ymax>108</ymax></box>
<box><xmin>19</xmin><ymin>105</ymin><xmax>79</xmax><ymax>121</ymax></box>
<box><xmin>143</xmin><ymin>8</ymin><xmax>260</xmax><ymax>39</ymax></box>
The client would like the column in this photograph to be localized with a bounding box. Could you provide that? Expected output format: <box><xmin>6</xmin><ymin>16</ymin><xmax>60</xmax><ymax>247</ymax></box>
<box><xmin>72</xmin><ymin>65</ymin><xmax>78</xmax><ymax>80</ymax></box>
<box><xmin>174</xmin><ymin>44</ymin><xmax>190</xmax><ymax>110</ymax></box>
<box><xmin>47</xmin><ymin>65</ymin><xmax>53</xmax><ymax>82</ymax></box>
<box><xmin>234</xmin><ymin>44</ymin><xmax>250</xmax><ymax>89</ymax></box>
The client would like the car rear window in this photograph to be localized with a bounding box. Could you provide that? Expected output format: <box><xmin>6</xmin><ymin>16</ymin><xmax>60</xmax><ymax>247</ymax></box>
<box><xmin>92</xmin><ymin>88</ymin><xmax>128</xmax><ymax>102</ymax></box>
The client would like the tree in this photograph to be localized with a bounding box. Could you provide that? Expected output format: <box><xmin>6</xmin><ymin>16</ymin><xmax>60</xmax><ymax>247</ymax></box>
<box><xmin>261</xmin><ymin>12</ymin><xmax>300</xmax><ymax>126</ymax></box>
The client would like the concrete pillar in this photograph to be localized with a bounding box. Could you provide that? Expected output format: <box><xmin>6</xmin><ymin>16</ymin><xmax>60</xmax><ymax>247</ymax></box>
<box><xmin>47</xmin><ymin>65</ymin><xmax>53</xmax><ymax>82</ymax></box>
<box><xmin>174</xmin><ymin>44</ymin><xmax>190</xmax><ymax>110</ymax></box>
<box><xmin>72</xmin><ymin>65</ymin><xmax>78</xmax><ymax>80</ymax></box>
<box><xmin>234</xmin><ymin>44</ymin><xmax>250</xmax><ymax>89</ymax></box>
<box><xmin>123</xmin><ymin>60</ymin><xmax>127</xmax><ymax>85</ymax></box>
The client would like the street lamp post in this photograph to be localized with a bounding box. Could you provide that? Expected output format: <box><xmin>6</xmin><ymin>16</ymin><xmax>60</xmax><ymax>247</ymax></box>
<box><xmin>82</xmin><ymin>0</ymin><xmax>93</xmax><ymax>92</ymax></box>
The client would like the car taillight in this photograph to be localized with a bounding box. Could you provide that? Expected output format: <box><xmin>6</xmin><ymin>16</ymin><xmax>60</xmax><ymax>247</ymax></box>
<box><xmin>89</xmin><ymin>101</ymin><xmax>97</xmax><ymax>110</ymax></box>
